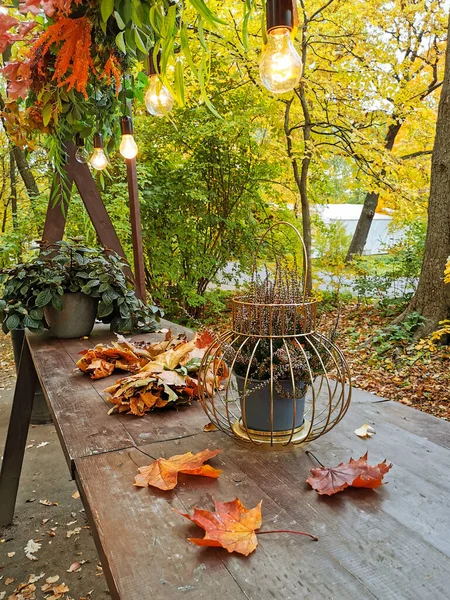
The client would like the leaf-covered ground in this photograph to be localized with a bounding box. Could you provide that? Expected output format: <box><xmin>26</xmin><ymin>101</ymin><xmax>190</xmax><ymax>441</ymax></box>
<box><xmin>322</xmin><ymin>302</ymin><xmax>450</xmax><ymax>421</ymax></box>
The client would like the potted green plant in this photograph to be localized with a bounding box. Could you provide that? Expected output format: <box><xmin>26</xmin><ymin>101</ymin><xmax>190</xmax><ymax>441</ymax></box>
<box><xmin>0</xmin><ymin>240</ymin><xmax>161</xmax><ymax>339</ymax></box>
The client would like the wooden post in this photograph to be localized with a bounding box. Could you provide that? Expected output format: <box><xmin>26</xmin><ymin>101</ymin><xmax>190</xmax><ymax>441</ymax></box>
<box><xmin>125</xmin><ymin>157</ymin><xmax>146</xmax><ymax>301</ymax></box>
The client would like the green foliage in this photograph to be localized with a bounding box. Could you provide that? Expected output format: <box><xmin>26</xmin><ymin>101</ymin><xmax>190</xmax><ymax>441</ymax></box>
<box><xmin>102</xmin><ymin>89</ymin><xmax>279</xmax><ymax>315</ymax></box>
<box><xmin>371</xmin><ymin>312</ymin><xmax>426</xmax><ymax>355</ymax></box>
<box><xmin>0</xmin><ymin>240</ymin><xmax>161</xmax><ymax>335</ymax></box>
<box><xmin>313</xmin><ymin>219</ymin><xmax>351</xmax><ymax>302</ymax></box>
<box><xmin>352</xmin><ymin>221</ymin><xmax>426</xmax><ymax>308</ymax></box>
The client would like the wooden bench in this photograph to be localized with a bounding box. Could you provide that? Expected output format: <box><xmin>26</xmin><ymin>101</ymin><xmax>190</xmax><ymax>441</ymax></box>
<box><xmin>1</xmin><ymin>323</ymin><xmax>450</xmax><ymax>599</ymax></box>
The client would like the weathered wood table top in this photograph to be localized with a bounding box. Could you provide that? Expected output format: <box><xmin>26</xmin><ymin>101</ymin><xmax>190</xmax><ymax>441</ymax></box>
<box><xmin>2</xmin><ymin>322</ymin><xmax>450</xmax><ymax>600</ymax></box>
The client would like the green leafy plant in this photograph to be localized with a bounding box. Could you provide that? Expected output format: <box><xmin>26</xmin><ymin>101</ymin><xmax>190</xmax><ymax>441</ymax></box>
<box><xmin>0</xmin><ymin>239</ymin><xmax>161</xmax><ymax>335</ymax></box>
<box><xmin>371</xmin><ymin>312</ymin><xmax>426</xmax><ymax>355</ymax></box>
<box><xmin>352</xmin><ymin>222</ymin><xmax>426</xmax><ymax>310</ymax></box>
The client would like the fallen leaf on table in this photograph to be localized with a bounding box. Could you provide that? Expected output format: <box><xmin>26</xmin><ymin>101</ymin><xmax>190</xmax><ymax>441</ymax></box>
<box><xmin>354</xmin><ymin>423</ymin><xmax>376</xmax><ymax>438</ymax></box>
<box><xmin>306</xmin><ymin>452</ymin><xmax>392</xmax><ymax>496</ymax></box>
<box><xmin>0</xmin><ymin>591</ymin><xmax>5</xmax><ymax>600</ymax></box>
<box><xmin>71</xmin><ymin>491</ymin><xmax>80</xmax><ymax>500</ymax></box>
<box><xmin>135</xmin><ymin>449</ymin><xmax>222</xmax><ymax>491</ymax></box>
<box><xmin>203</xmin><ymin>422</ymin><xmax>217</xmax><ymax>432</ymax></box>
<box><xmin>66</xmin><ymin>562</ymin><xmax>81</xmax><ymax>573</ymax></box>
<box><xmin>86</xmin><ymin>358</ymin><xmax>115</xmax><ymax>380</ymax></box>
<box><xmin>45</xmin><ymin>576</ymin><xmax>59</xmax><ymax>584</ymax></box>
<box><xmin>7</xmin><ymin>551</ymin><xmax>15</xmax><ymax>557</ymax></box>
<box><xmin>39</xmin><ymin>499</ymin><xmax>59</xmax><ymax>506</ymax></box>
<box><xmin>177</xmin><ymin>498</ymin><xmax>262</xmax><ymax>556</ymax></box>
<box><xmin>4</xmin><ymin>577</ymin><xmax>15</xmax><ymax>585</ymax></box>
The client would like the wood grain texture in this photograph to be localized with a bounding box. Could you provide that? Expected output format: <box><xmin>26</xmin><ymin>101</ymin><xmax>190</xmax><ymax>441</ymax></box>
<box><xmin>75</xmin><ymin>438</ymin><xmax>373</xmax><ymax>600</ymax></box>
<box><xmin>24</xmin><ymin>321</ymin><xmax>450</xmax><ymax>598</ymax></box>
<box><xmin>75</xmin><ymin>405</ymin><xmax>450</xmax><ymax>600</ymax></box>
<box><xmin>27</xmin><ymin>332</ymin><xmax>134</xmax><ymax>473</ymax></box>
<box><xmin>26</xmin><ymin>321</ymin><xmax>209</xmax><ymax>472</ymax></box>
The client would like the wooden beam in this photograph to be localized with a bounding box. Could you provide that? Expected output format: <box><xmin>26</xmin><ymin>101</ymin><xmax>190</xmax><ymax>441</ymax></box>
<box><xmin>59</xmin><ymin>142</ymin><xmax>133</xmax><ymax>281</ymax></box>
<box><xmin>125</xmin><ymin>157</ymin><xmax>146</xmax><ymax>301</ymax></box>
<box><xmin>42</xmin><ymin>173</ymin><xmax>72</xmax><ymax>244</ymax></box>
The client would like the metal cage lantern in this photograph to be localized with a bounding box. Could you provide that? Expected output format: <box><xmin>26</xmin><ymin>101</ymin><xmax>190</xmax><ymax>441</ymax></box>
<box><xmin>198</xmin><ymin>222</ymin><xmax>351</xmax><ymax>446</ymax></box>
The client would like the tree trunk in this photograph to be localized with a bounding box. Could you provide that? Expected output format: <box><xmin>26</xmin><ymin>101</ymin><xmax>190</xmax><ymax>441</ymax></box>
<box><xmin>284</xmin><ymin>97</ymin><xmax>313</xmax><ymax>296</ymax></box>
<box><xmin>12</xmin><ymin>146</ymin><xmax>39</xmax><ymax>202</ymax></box>
<box><xmin>345</xmin><ymin>120</ymin><xmax>402</xmax><ymax>261</ymax></box>
<box><xmin>9</xmin><ymin>150</ymin><xmax>17</xmax><ymax>230</ymax></box>
<box><xmin>395</xmin><ymin>15</ymin><xmax>450</xmax><ymax>337</ymax></box>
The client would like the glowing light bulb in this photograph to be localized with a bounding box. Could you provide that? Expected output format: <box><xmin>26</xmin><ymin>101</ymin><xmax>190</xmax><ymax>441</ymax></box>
<box><xmin>119</xmin><ymin>116</ymin><xmax>138</xmax><ymax>159</ymax></box>
<box><xmin>120</xmin><ymin>135</ymin><xmax>138</xmax><ymax>159</ymax></box>
<box><xmin>90</xmin><ymin>148</ymin><xmax>108</xmax><ymax>170</ymax></box>
<box><xmin>259</xmin><ymin>27</ymin><xmax>302</xmax><ymax>94</ymax></box>
<box><xmin>145</xmin><ymin>76</ymin><xmax>174</xmax><ymax>117</ymax></box>
<box><xmin>89</xmin><ymin>133</ymin><xmax>108</xmax><ymax>170</ymax></box>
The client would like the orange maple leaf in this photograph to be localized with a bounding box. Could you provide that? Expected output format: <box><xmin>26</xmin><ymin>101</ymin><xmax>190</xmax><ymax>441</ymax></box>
<box><xmin>306</xmin><ymin>452</ymin><xmax>392</xmax><ymax>496</ymax></box>
<box><xmin>86</xmin><ymin>358</ymin><xmax>114</xmax><ymax>380</ymax></box>
<box><xmin>178</xmin><ymin>498</ymin><xmax>262</xmax><ymax>556</ymax></box>
<box><xmin>134</xmin><ymin>449</ymin><xmax>222</xmax><ymax>491</ymax></box>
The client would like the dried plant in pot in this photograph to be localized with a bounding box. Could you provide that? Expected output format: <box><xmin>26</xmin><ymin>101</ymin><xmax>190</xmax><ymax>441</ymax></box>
<box><xmin>198</xmin><ymin>222</ymin><xmax>351</xmax><ymax>447</ymax></box>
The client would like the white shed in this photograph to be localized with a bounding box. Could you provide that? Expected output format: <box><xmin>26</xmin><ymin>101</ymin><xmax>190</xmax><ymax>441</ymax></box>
<box><xmin>314</xmin><ymin>204</ymin><xmax>403</xmax><ymax>255</ymax></box>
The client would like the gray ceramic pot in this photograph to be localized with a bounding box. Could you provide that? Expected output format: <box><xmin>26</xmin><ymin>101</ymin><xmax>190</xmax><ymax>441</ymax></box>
<box><xmin>44</xmin><ymin>292</ymin><xmax>98</xmax><ymax>339</ymax></box>
<box><xmin>236</xmin><ymin>374</ymin><xmax>306</xmax><ymax>433</ymax></box>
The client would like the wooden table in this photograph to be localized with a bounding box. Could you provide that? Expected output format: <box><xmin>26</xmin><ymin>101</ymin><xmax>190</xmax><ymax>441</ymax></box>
<box><xmin>1</xmin><ymin>323</ymin><xmax>450</xmax><ymax>599</ymax></box>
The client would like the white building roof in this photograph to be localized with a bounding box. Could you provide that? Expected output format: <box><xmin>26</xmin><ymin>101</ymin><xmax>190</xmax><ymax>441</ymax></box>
<box><xmin>315</xmin><ymin>203</ymin><xmax>391</xmax><ymax>221</ymax></box>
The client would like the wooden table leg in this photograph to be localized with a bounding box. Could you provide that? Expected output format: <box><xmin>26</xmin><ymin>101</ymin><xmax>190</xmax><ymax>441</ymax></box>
<box><xmin>0</xmin><ymin>338</ymin><xmax>37</xmax><ymax>527</ymax></box>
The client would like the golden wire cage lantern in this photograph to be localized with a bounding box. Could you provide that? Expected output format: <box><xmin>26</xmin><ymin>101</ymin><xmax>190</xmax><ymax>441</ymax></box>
<box><xmin>198</xmin><ymin>222</ymin><xmax>351</xmax><ymax>447</ymax></box>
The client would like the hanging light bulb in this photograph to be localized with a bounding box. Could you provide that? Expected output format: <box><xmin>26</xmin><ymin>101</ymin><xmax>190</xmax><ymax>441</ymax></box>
<box><xmin>74</xmin><ymin>133</ymin><xmax>88</xmax><ymax>163</ymax></box>
<box><xmin>145</xmin><ymin>53</ymin><xmax>174</xmax><ymax>117</ymax></box>
<box><xmin>259</xmin><ymin>0</ymin><xmax>302</xmax><ymax>94</ymax></box>
<box><xmin>119</xmin><ymin>116</ymin><xmax>138</xmax><ymax>159</ymax></box>
<box><xmin>89</xmin><ymin>133</ymin><xmax>108</xmax><ymax>170</ymax></box>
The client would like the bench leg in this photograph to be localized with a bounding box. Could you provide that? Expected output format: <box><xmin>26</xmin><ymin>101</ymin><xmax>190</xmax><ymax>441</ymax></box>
<box><xmin>0</xmin><ymin>338</ymin><xmax>37</xmax><ymax>527</ymax></box>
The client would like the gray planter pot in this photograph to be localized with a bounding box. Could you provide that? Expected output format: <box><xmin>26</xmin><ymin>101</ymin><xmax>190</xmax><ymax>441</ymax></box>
<box><xmin>44</xmin><ymin>292</ymin><xmax>98</xmax><ymax>339</ymax></box>
<box><xmin>236</xmin><ymin>374</ymin><xmax>306</xmax><ymax>433</ymax></box>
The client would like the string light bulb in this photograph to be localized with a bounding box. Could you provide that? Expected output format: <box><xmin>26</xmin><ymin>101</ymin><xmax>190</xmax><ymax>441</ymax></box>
<box><xmin>259</xmin><ymin>0</ymin><xmax>302</xmax><ymax>94</ymax></box>
<box><xmin>89</xmin><ymin>133</ymin><xmax>108</xmax><ymax>170</ymax></box>
<box><xmin>145</xmin><ymin>53</ymin><xmax>174</xmax><ymax>117</ymax></box>
<box><xmin>119</xmin><ymin>116</ymin><xmax>138</xmax><ymax>159</ymax></box>
<box><xmin>74</xmin><ymin>133</ymin><xmax>88</xmax><ymax>163</ymax></box>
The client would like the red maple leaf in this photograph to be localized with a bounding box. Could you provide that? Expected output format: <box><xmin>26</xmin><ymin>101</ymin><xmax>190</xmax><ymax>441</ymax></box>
<box><xmin>306</xmin><ymin>452</ymin><xmax>392</xmax><ymax>496</ymax></box>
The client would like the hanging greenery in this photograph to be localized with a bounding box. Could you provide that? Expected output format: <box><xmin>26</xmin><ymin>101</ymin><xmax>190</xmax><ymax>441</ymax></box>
<box><xmin>0</xmin><ymin>0</ymin><xmax>248</xmax><ymax>166</ymax></box>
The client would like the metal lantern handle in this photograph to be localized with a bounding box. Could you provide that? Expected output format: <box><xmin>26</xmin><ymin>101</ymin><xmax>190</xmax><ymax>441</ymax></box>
<box><xmin>253</xmin><ymin>221</ymin><xmax>309</xmax><ymax>305</ymax></box>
